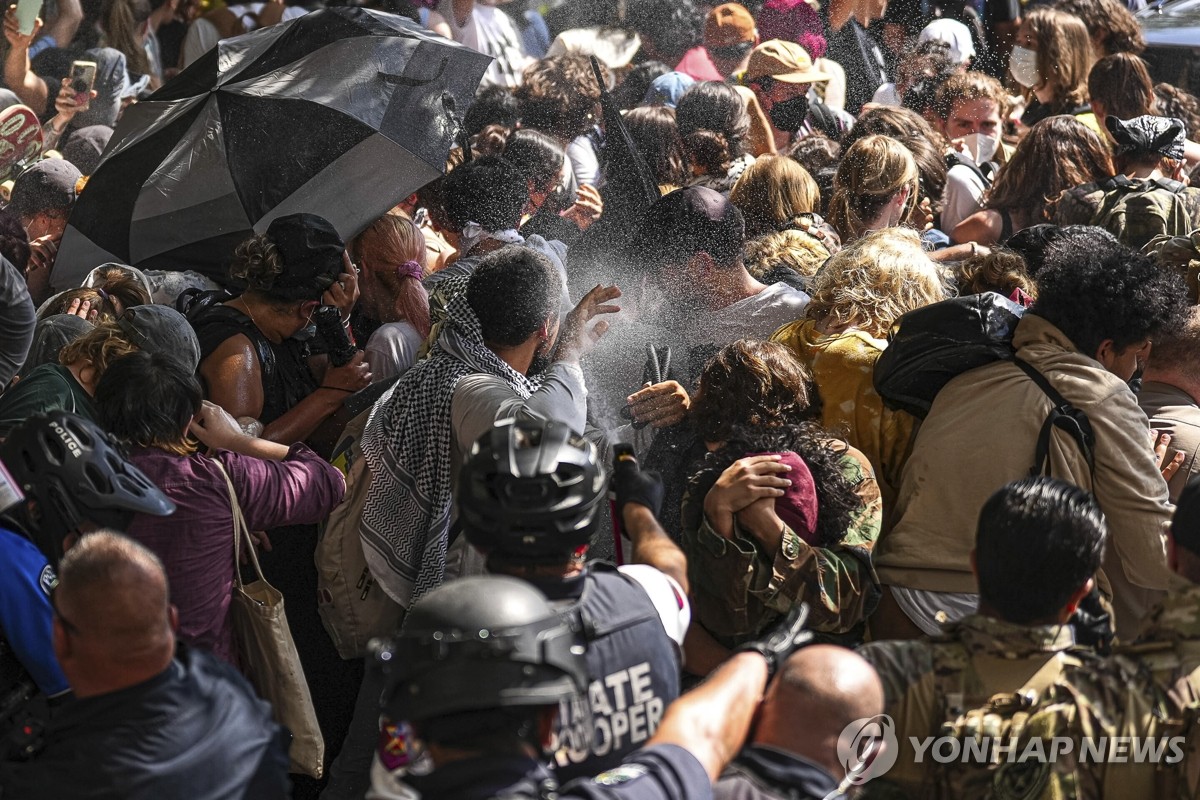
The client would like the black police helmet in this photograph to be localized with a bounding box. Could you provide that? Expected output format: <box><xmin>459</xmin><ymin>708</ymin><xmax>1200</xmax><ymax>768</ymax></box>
<box><xmin>459</xmin><ymin>418</ymin><xmax>606</xmax><ymax>560</ymax></box>
<box><xmin>0</xmin><ymin>411</ymin><xmax>175</xmax><ymax>563</ymax></box>
<box><xmin>373</xmin><ymin>575</ymin><xmax>588</xmax><ymax>724</ymax></box>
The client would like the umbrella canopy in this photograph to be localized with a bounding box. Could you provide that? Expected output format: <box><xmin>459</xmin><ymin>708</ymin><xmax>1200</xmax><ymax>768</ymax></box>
<box><xmin>54</xmin><ymin>7</ymin><xmax>492</xmax><ymax>287</ymax></box>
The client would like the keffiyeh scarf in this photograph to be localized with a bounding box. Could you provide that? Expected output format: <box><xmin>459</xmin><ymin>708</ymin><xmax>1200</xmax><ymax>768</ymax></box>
<box><xmin>359</xmin><ymin>292</ymin><xmax>541</xmax><ymax>609</ymax></box>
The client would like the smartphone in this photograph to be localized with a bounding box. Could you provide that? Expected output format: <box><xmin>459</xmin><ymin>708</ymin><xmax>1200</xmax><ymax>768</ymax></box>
<box><xmin>69</xmin><ymin>60</ymin><xmax>96</xmax><ymax>108</ymax></box>
<box><xmin>13</xmin><ymin>0</ymin><xmax>41</xmax><ymax>36</ymax></box>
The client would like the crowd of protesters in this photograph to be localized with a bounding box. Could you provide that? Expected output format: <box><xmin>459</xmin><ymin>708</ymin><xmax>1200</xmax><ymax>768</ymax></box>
<box><xmin>1</xmin><ymin>0</ymin><xmax>1200</xmax><ymax>798</ymax></box>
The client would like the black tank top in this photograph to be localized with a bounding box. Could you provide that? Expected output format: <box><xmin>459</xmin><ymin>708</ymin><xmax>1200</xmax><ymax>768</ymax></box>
<box><xmin>192</xmin><ymin>304</ymin><xmax>317</xmax><ymax>425</ymax></box>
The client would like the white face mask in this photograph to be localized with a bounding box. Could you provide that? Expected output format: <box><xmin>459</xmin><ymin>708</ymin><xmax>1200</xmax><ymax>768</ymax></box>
<box><xmin>1009</xmin><ymin>45</ymin><xmax>1039</xmax><ymax>89</ymax></box>
<box><xmin>962</xmin><ymin>132</ymin><xmax>1000</xmax><ymax>165</ymax></box>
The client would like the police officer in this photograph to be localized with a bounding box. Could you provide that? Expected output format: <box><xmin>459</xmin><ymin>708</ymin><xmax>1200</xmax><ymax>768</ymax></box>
<box><xmin>370</xmin><ymin>574</ymin><xmax>812</xmax><ymax>800</ymax></box>
<box><xmin>0</xmin><ymin>411</ymin><xmax>174</xmax><ymax>759</ymax></box>
<box><xmin>458</xmin><ymin>418</ymin><xmax>690</xmax><ymax>780</ymax></box>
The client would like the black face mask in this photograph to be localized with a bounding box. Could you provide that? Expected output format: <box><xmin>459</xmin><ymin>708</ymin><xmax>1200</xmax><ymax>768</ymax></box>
<box><xmin>768</xmin><ymin>93</ymin><xmax>810</xmax><ymax>133</ymax></box>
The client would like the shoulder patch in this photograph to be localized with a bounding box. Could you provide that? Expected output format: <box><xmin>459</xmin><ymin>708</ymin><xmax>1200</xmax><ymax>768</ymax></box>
<box><xmin>39</xmin><ymin>564</ymin><xmax>57</xmax><ymax>597</ymax></box>
<box><xmin>591</xmin><ymin>764</ymin><xmax>649</xmax><ymax>786</ymax></box>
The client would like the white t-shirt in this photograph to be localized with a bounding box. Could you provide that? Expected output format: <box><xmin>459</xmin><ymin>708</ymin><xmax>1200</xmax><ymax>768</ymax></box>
<box><xmin>940</xmin><ymin>162</ymin><xmax>988</xmax><ymax>234</ymax></box>
<box><xmin>438</xmin><ymin>0</ymin><xmax>532</xmax><ymax>88</ymax></box>
<box><xmin>364</xmin><ymin>321</ymin><xmax>424</xmax><ymax>384</ymax></box>
<box><xmin>688</xmin><ymin>282</ymin><xmax>811</xmax><ymax>352</ymax></box>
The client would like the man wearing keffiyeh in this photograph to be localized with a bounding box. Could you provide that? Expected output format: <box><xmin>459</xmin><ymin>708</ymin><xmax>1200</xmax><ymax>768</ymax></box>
<box><xmin>358</xmin><ymin>244</ymin><xmax>620</xmax><ymax>614</ymax></box>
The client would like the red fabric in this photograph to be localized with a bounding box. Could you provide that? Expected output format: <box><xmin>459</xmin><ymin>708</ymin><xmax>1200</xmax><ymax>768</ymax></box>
<box><xmin>674</xmin><ymin>46</ymin><xmax>724</xmax><ymax>82</ymax></box>
<box><xmin>125</xmin><ymin>444</ymin><xmax>345</xmax><ymax>665</ymax></box>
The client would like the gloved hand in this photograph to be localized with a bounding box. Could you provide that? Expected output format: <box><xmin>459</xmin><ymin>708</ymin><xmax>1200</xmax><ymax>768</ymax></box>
<box><xmin>612</xmin><ymin>448</ymin><xmax>665</xmax><ymax>520</ymax></box>
<box><xmin>734</xmin><ymin>603</ymin><xmax>812</xmax><ymax>679</ymax></box>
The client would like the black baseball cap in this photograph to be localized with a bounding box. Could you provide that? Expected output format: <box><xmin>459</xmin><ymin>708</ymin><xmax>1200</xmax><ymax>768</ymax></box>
<box><xmin>117</xmin><ymin>305</ymin><xmax>202</xmax><ymax>372</ymax></box>
<box><xmin>264</xmin><ymin>213</ymin><xmax>345</xmax><ymax>301</ymax></box>
<box><xmin>1173</xmin><ymin>474</ymin><xmax>1200</xmax><ymax>558</ymax></box>
<box><xmin>631</xmin><ymin>186</ymin><xmax>746</xmax><ymax>270</ymax></box>
<box><xmin>9</xmin><ymin>159</ymin><xmax>81</xmax><ymax>219</ymax></box>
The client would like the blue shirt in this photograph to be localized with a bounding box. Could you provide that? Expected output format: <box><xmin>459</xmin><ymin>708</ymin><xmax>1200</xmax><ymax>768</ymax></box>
<box><xmin>0</xmin><ymin>525</ymin><xmax>68</xmax><ymax>696</ymax></box>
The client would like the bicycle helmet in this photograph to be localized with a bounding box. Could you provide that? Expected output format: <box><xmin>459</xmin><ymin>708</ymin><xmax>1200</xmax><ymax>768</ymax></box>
<box><xmin>373</xmin><ymin>576</ymin><xmax>587</xmax><ymax>724</ymax></box>
<box><xmin>0</xmin><ymin>411</ymin><xmax>175</xmax><ymax>564</ymax></box>
<box><xmin>459</xmin><ymin>418</ymin><xmax>606</xmax><ymax>561</ymax></box>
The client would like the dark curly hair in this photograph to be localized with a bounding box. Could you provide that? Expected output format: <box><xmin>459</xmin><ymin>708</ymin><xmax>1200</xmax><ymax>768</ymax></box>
<box><xmin>1032</xmin><ymin>240</ymin><xmax>1190</xmax><ymax>357</ymax></box>
<box><xmin>691</xmin><ymin>340</ymin><xmax>817</xmax><ymax>444</ymax></box>
<box><xmin>1053</xmin><ymin>0</ymin><xmax>1145</xmax><ymax>55</ymax></box>
<box><xmin>625</xmin><ymin>0</ymin><xmax>703</xmax><ymax>63</ymax></box>
<box><xmin>686</xmin><ymin>424</ymin><xmax>860</xmax><ymax>549</ymax></box>
<box><xmin>515</xmin><ymin>55</ymin><xmax>608</xmax><ymax>142</ymax></box>
<box><xmin>463</xmin><ymin>85</ymin><xmax>521</xmax><ymax>138</ymax></box>
<box><xmin>441</xmin><ymin>155</ymin><xmax>527</xmax><ymax>233</ymax></box>
<box><xmin>676</xmin><ymin>81</ymin><xmax>751</xmax><ymax>174</ymax></box>
<box><xmin>1154</xmin><ymin>83</ymin><xmax>1200</xmax><ymax>141</ymax></box>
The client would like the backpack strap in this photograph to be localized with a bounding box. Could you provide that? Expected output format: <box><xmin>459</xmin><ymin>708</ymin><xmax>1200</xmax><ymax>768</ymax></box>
<box><xmin>1098</xmin><ymin>174</ymin><xmax>1135</xmax><ymax>193</ymax></box>
<box><xmin>945</xmin><ymin>152</ymin><xmax>994</xmax><ymax>187</ymax></box>
<box><xmin>1011</xmin><ymin>357</ymin><xmax>1096</xmax><ymax>478</ymax></box>
<box><xmin>1151</xmin><ymin>177</ymin><xmax>1187</xmax><ymax>194</ymax></box>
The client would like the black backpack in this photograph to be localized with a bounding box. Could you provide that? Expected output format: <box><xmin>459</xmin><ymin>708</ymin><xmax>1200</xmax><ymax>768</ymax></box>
<box><xmin>873</xmin><ymin>293</ymin><xmax>1095</xmax><ymax>477</ymax></box>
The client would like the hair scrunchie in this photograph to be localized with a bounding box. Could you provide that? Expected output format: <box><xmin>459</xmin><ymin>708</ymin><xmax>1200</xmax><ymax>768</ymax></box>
<box><xmin>396</xmin><ymin>260</ymin><xmax>424</xmax><ymax>280</ymax></box>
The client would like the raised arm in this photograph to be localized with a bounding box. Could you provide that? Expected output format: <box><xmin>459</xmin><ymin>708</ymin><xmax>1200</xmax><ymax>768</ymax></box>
<box><xmin>3</xmin><ymin>10</ymin><xmax>48</xmax><ymax>112</ymax></box>
<box><xmin>612</xmin><ymin>456</ymin><xmax>688</xmax><ymax>594</ymax></box>
<box><xmin>647</xmin><ymin>605</ymin><xmax>810</xmax><ymax>781</ymax></box>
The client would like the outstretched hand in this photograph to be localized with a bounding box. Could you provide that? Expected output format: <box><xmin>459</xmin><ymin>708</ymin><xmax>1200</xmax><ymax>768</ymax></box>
<box><xmin>555</xmin><ymin>283</ymin><xmax>620</xmax><ymax>363</ymax></box>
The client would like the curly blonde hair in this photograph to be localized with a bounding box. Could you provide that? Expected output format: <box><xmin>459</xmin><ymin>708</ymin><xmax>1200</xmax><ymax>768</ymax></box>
<box><xmin>804</xmin><ymin>228</ymin><xmax>949</xmax><ymax>338</ymax></box>
<box><xmin>58</xmin><ymin>320</ymin><xmax>140</xmax><ymax>374</ymax></box>
<box><xmin>827</xmin><ymin>135</ymin><xmax>919</xmax><ymax>244</ymax></box>
<box><xmin>743</xmin><ymin>229</ymin><xmax>830</xmax><ymax>281</ymax></box>
<box><xmin>730</xmin><ymin>156</ymin><xmax>821</xmax><ymax>238</ymax></box>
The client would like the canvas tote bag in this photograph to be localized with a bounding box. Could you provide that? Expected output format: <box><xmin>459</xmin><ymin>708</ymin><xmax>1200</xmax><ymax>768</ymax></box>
<box><xmin>215</xmin><ymin>460</ymin><xmax>325</xmax><ymax>778</ymax></box>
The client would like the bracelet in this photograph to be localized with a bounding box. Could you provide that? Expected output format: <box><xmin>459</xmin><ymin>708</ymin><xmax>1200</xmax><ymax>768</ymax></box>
<box><xmin>970</xmin><ymin>242</ymin><xmax>978</xmax><ymax>257</ymax></box>
<box><xmin>320</xmin><ymin>385</ymin><xmax>355</xmax><ymax>393</ymax></box>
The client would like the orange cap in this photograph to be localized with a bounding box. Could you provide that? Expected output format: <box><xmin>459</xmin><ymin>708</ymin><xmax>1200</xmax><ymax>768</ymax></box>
<box><xmin>704</xmin><ymin>3</ymin><xmax>757</xmax><ymax>48</ymax></box>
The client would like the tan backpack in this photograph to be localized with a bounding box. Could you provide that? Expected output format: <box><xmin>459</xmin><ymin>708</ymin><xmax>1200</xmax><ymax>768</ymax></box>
<box><xmin>315</xmin><ymin>406</ymin><xmax>403</xmax><ymax>660</ymax></box>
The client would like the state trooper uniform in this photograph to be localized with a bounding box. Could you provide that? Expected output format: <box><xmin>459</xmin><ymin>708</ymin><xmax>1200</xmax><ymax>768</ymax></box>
<box><xmin>370</xmin><ymin>576</ymin><xmax>711</xmax><ymax>800</ymax></box>
<box><xmin>458</xmin><ymin>419</ymin><xmax>691</xmax><ymax>782</ymax></box>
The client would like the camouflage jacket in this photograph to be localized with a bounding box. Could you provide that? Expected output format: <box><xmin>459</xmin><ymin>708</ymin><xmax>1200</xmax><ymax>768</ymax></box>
<box><xmin>681</xmin><ymin>442</ymin><xmax>882</xmax><ymax>647</ymax></box>
<box><xmin>1122</xmin><ymin>581</ymin><xmax>1200</xmax><ymax>798</ymax></box>
<box><xmin>859</xmin><ymin>614</ymin><xmax>1186</xmax><ymax>799</ymax></box>
<box><xmin>1127</xmin><ymin>581</ymin><xmax>1200</xmax><ymax>706</ymax></box>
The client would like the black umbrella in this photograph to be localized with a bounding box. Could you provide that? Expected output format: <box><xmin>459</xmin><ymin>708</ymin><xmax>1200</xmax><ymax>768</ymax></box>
<box><xmin>54</xmin><ymin>7</ymin><xmax>492</xmax><ymax>287</ymax></box>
